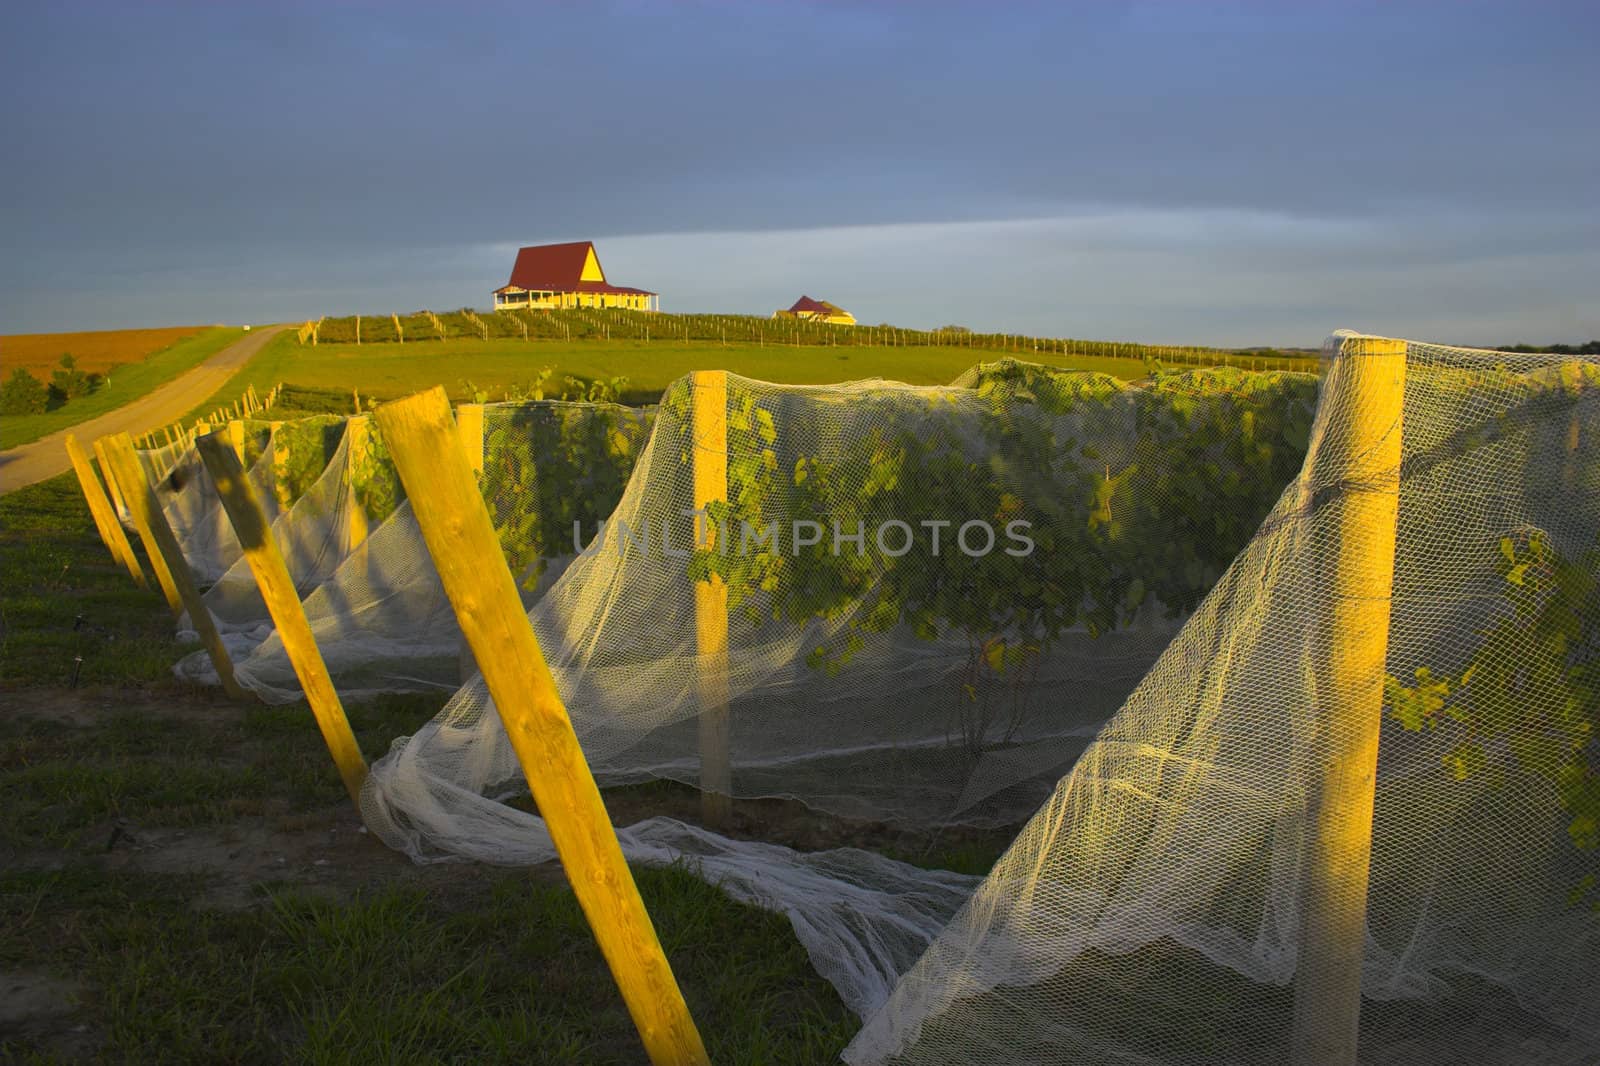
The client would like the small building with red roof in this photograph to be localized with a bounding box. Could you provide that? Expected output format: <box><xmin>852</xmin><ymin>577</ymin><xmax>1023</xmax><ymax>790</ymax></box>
<box><xmin>772</xmin><ymin>295</ymin><xmax>856</xmax><ymax>326</ymax></box>
<box><xmin>493</xmin><ymin>241</ymin><xmax>658</xmax><ymax>312</ymax></box>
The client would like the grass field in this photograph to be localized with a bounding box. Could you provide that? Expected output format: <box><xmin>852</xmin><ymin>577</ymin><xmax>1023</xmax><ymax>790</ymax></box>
<box><xmin>0</xmin><ymin>475</ymin><xmax>1009</xmax><ymax>1062</ymax></box>
<box><xmin>0</xmin><ymin>328</ymin><xmax>246</xmax><ymax>450</ymax></box>
<box><xmin>187</xmin><ymin>329</ymin><xmax>1158</xmax><ymax>417</ymax></box>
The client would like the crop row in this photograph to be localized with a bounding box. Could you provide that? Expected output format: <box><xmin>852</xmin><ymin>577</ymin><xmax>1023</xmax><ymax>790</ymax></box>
<box><xmin>297</xmin><ymin>308</ymin><xmax>1318</xmax><ymax>373</ymax></box>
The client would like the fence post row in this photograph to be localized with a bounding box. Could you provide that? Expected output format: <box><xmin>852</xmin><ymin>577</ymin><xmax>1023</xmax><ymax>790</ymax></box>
<box><xmin>65</xmin><ymin>433</ymin><xmax>148</xmax><ymax>589</ymax></box>
<box><xmin>374</xmin><ymin>387</ymin><xmax>710</xmax><ymax>1066</ymax></box>
<box><xmin>195</xmin><ymin>432</ymin><xmax>368</xmax><ymax>804</ymax></box>
<box><xmin>98</xmin><ymin>432</ymin><xmax>247</xmax><ymax>701</ymax></box>
<box><xmin>1289</xmin><ymin>335</ymin><xmax>1407</xmax><ymax>1066</ymax></box>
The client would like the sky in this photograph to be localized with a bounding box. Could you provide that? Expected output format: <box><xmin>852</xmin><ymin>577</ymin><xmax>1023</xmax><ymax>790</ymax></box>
<box><xmin>2</xmin><ymin>0</ymin><xmax>1596</xmax><ymax>348</ymax></box>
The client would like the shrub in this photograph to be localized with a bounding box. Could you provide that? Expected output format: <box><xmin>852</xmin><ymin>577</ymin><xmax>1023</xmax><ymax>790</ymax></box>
<box><xmin>0</xmin><ymin>367</ymin><xmax>49</xmax><ymax>414</ymax></box>
<box><xmin>49</xmin><ymin>353</ymin><xmax>92</xmax><ymax>405</ymax></box>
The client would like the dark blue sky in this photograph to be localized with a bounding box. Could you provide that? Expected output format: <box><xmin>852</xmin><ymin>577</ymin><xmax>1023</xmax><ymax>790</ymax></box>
<box><xmin>3</xmin><ymin>1</ymin><xmax>1596</xmax><ymax>346</ymax></box>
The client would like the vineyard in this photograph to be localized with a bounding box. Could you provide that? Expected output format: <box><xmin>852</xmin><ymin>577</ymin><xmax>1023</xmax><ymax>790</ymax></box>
<box><xmin>296</xmin><ymin>307</ymin><xmax>1319</xmax><ymax>374</ymax></box>
<box><xmin>13</xmin><ymin>334</ymin><xmax>1599</xmax><ymax>1063</ymax></box>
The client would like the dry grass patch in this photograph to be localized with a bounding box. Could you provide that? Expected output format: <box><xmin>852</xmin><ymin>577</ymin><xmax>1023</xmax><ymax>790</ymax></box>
<box><xmin>1</xmin><ymin>326</ymin><xmax>209</xmax><ymax>376</ymax></box>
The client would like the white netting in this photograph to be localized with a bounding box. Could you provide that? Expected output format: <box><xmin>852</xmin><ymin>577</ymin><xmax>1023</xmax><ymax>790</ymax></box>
<box><xmin>145</xmin><ymin>336</ymin><xmax>1599</xmax><ymax>1060</ymax></box>
<box><xmin>182</xmin><ymin>401</ymin><xmax>654</xmax><ymax>702</ymax></box>
<box><xmin>843</xmin><ymin>335</ymin><xmax>1600</xmax><ymax>1064</ymax></box>
<box><xmin>173</xmin><ymin>420</ymin><xmax>363</xmax><ymax>670</ymax></box>
<box><xmin>363</xmin><ymin>362</ymin><xmax>1317</xmax><ymax>838</ymax></box>
<box><xmin>141</xmin><ymin>422</ymin><xmax>280</xmax><ymax>584</ymax></box>
<box><xmin>136</xmin><ymin>434</ymin><xmax>194</xmax><ymax>487</ymax></box>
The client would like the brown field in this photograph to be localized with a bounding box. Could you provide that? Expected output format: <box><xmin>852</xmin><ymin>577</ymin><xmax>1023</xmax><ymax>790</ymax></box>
<box><xmin>0</xmin><ymin>325</ymin><xmax>209</xmax><ymax>375</ymax></box>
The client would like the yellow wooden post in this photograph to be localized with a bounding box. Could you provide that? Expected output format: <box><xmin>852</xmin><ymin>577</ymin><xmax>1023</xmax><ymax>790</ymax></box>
<box><xmin>1289</xmin><ymin>335</ymin><xmax>1406</xmax><ymax>1066</ymax></box>
<box><xmin>271</xmin><ymin>420</ymin><xmax>294</xmax><ymax>510</ymax></box>
<box><xmin>100</xmin><ymin>433</ymin><xmax>248</xmax><ymax>701</ymax></box>
<box><xmin>690</xmin><ymin>370</ymin><xmax>731</xmax><ymax>827</ymax></box>
<box><xmin>344</xmin><ymin>415</ymin><xmax>371</xmax><ymax>552</ymax></box>
<box><xmin>65</xmin><ymin>433</ymin><xmax>148</xmax><ymax>589</ymax></box>
<box><xmin>195</xmin><ymin>433</ymin><xmax>367</xmax><ymax>803</ymax></box>
<box><xmin>93</xmin><ymin>437</ymin><xmax>131</xmax><ymax>521</ymax></box>
<box><xmin>1564</xmin><ymin>367</ymin><xmax>1585</xmax><ymax>491</ymax></box>
<box><xmin>64</xmin><ymin>435</ymin><xmax>119</xmax><ymax>558</ymax></box>
<box><xmin>453</xmin><ymin>402</ymin><xmax>487</xmax><ymax>681</ymax></box>
<box><xmin>227</xmin><ymin>419</ymin><xmax>248</xmax><ymax>465</ymax></box>
<box><xmin>375</xmin><ymin>388</ymin><xmax>710</xmax><ymax>1066</ymax></box>
<box><xmin>454</xmin><ymin>403</ymin><xmax>485</xmax><ymax>475</ymax></box>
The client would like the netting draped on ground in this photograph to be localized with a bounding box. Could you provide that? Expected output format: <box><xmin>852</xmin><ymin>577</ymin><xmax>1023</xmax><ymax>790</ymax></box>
<box><xmin>843</xmin><ymin>335</ymin><xmax>1600</xmax><ymax>1064</ymax></box>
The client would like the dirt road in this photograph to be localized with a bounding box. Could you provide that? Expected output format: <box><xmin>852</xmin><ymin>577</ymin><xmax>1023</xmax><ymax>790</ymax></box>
<box><xmin>0</xmin><ymin>325</ymin><xmax>284</xmax><ymax>494</ymax></box>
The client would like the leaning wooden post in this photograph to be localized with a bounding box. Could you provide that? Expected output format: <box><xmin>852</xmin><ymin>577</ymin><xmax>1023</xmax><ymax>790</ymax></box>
<box><xmin>65</xmin><ymin>433</ymin><xmax>148</xmax><ymax>589</ymax></box>
<box><xmin>65</xmin><ymin>434</ymin><xmax>120</xmax><ymax>553</ymax></box>
<box><xmin>690</xmin><ymin>370</ymin><xmax>731</xmax><ymax>827</ymax></box>
<box><xmin>195</xmin><ymin>432</ymin><xmax>367</xmax><ymax>804</ymax></box>
<box><xmin>99</xmin><ymin>433</ymin><xmax>249</xmax><ymax>701</ymax></box>
<box><xmin>376</xmin><ymin>389</ymin><xmax>709</xmax><ymax>1066</ymax></box>
<box><xmin>1289</xmin><ymin>334</ymin><xmax>1406</xmax><ymax>1066</ymax></box>
<box><xmin>93</xmin><ymin>437</ymin><xmax>131</xmax><ymax>522</ymax></box>
<box><xmin>451</xmin><ymin>402</ymin><xmax>487</xmax><ymax>681</ymax></box>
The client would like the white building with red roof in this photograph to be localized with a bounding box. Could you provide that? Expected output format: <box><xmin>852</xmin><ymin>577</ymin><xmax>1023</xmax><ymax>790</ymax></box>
<box><xmin>493</xmin><ymin>241</ymin><xmax>658</xmax><ymax>312</ymax></box>
<box><xmin>772</xmin><ymin>295</ymin><xmax>856</xmax><ymax>325</ymax></box>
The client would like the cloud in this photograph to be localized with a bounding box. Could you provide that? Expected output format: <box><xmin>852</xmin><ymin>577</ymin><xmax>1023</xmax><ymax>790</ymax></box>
<box><xmin>6</xmin><ymin>208</ymin><xmax>1594</xmax><ymax>347</ymax></box>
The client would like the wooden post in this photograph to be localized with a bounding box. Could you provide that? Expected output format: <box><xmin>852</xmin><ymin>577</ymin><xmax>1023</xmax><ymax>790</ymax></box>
<box><xmin>195</xmin><ymin>433</ymin><xmax>367</xmax><ymax>804</ymax></box>
<box><xmin>92</xmin><ymin>435</ymin><xmax>136</xmax><ymax>528</ymax></box>
<box><xmin>272</xmin><ymin>422</ymin><xmax>294</xmax><ymax>510</ymax></box>
<box><xmin>452</xmin><ymin>402</ymin><xmax>487</xmax><ymax>681</ymax></box>
<box><xmin>99</xmin><ymin>433</ymin><xmax>248</xmax><ymax>701</ymax></box>
<box><xmin>1289</xmin><ymin>335</ymin><xmax>1406</xmax><ymax>1066</ymax></box>
<box><xmin>65</xmin><ymin>433</ymin><xmax>148</xmax><ymax>588</ymax></box>
<box><xmin>344</xmin><ymin>415</ymin><xmax>371</xmax><ymax>552</ymax></box>
<box><xmin>690</xmin><ymin>371</ymin><xmax>731</xmax><ymax>827</ymax></box>
<box><xmin>227</xmin><ymin>419</ymin><xmax>248</xmax><ymax>464</ymax></box>
<box><xmin>93</xmin><ymin>437</ymin><xmax>131</xmax><ymax>522</ymax></box>
<box><xmin>374</xmin><ymin>388</ymin><xmax>710</xmax><ymax>1066</ymax></box>
<box><xmin>454</xmin><ymin>403</ymin><xmax>485</xmax><ymax>475</ymax></box>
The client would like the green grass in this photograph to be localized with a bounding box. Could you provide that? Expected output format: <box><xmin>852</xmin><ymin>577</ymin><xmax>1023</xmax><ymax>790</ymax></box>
<box><xmin>0</xmin><ymin>476</ymin><xmax>185</xmax><ymax>688</ymax></box>
<box><xmin>0</xmin><ymin>862</ymin><xmax>858</xmax><ymax>1064</ymax></box>
<box><xmin>0</xmin><ymin>473</ymin><xmax>943</xmax><ymax>1062</ymax></box>
<box><xmin>186</xmin><ymin>330</ymin><xmax>1157</xmax><ymax>415</ymax></box>
<box><xmin>0</xmin><ymin>328</ymin><xmax>245</xmax><ymax>449</ymax></box>
<box><xmin>0</xmin><ymin>695</ymin><xmax>439</xmax><ymax>852</ymax></box>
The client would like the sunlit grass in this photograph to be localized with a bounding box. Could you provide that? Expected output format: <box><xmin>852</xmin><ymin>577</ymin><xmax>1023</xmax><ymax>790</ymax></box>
<box><xmin>183</xmin><ymin>328</ymin><xmax>1157</xmax><ymax>417</ymax></box>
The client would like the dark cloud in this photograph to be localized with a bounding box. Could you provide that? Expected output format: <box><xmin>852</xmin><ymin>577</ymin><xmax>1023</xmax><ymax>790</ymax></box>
<box><xmin>1</xmin><ymin>0</ymin><xmax>1596</xmax><ymax>339</ymax></box>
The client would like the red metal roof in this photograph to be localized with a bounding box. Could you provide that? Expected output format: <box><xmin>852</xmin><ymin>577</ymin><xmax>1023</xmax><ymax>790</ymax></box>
<box><xmin>504</xmin><ymin>241</ymin><xmax>656</xmax><ymax>296</ymax></box>
<box><xmin>789</xmin><ymin>295</ymin><xmax>836</xmax><ymax>313</ymax></box>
